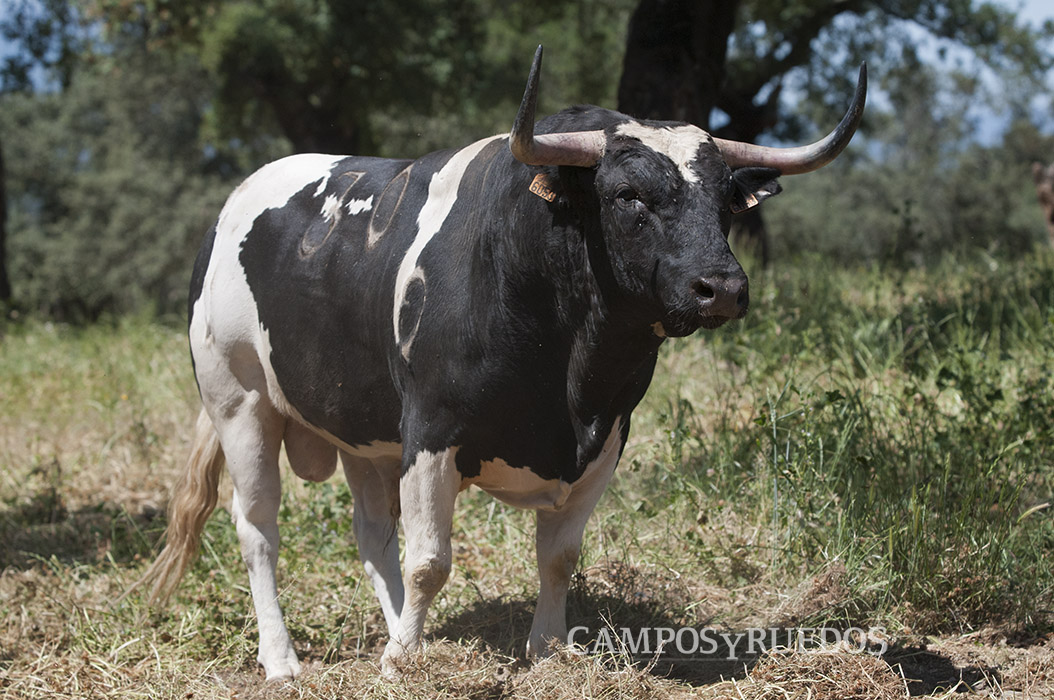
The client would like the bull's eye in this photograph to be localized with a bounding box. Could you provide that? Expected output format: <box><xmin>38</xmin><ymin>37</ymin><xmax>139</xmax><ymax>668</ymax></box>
<box><xmin>615</xmin><ymin>186</ymin><xmax>639</xmax><ymax>205</ymax></box>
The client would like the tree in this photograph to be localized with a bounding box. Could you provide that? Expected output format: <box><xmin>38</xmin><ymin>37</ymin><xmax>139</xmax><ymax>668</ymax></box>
<box><xmin>0</xmin><ymin>137</ymin><xmax>10</xmax><ymax>302</ymax></box>
<box><xmin>618</xmin><ymin>0</ymin><xmax>738</xmax><ymax>130</ymax></box>
<box><xmin>616</xmin><ymin>0</ymin><xmax>1054</xmax><ymax>262</ymax></box>
<box><xmin>0</xmin><ymin>0</ymin><xmax>83</xmax><ymax>92</ymax></box>
<box><xmin>760</xmin><ymin>57</ymin><xmax>1054</xmax><ymax>264</ymax></box>
<box><xmin>1</xmin><ymin>0</ymin><xmax>88</xmax><ymax>307</ymax></box>
<box><xmin>87</xmin><ymin>0</ymin><xmax>490</xmax><ymax>155</ymax></box>
<box><xmin>0</xmin><ymin>0</ymin><xmax>637</xmax><ymax>318</ymax></box>
<box><xmin>87</xmin><ymin>0</ymin><xmax>637</xmax><ymax>158</ymax></box>
<box><xmin>0</xmin><ymin>43</ymin><xmax>237</xmax><ymax>319</ymax></box>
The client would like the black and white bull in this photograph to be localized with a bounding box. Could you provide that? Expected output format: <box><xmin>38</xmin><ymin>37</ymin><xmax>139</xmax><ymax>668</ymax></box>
<box><xmin>138</xmin><ymin>48</ymin><xmax>866</xmax><ymax>678</ymax></box>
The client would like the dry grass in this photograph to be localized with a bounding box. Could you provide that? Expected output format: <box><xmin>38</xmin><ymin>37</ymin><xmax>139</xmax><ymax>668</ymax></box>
<box><xmin>2</xmin><ymin>264</ymin><xmax>1053</xmax><ymax>700</ymax></box>
<box><xmin>712</xmin><ymin>647</ymin><xmax>908</xmax><ymax>699</ymax></box>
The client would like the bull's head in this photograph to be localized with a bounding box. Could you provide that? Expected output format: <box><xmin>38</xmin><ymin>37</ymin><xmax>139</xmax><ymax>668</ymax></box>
<box><xmin>510</xmin><ymin>46</ymin><xmax>866</xmax><ymax>337</ymax></box>
<box><xmin>1033</xmin><ymin>162</ymin><xmax>1054</xmax><ymax>242</ymax></box>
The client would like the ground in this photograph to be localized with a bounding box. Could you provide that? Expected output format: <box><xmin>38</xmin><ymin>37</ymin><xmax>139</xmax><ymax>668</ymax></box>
<box><xmin>3</xmin><ymin>253</ymin><xmax>1053</xmax><ymax>698</ymax></box>
<box><xmin>1</xmin><ymin>495</ymin><xmax>1051</xmax><ymax>699</ymax></box>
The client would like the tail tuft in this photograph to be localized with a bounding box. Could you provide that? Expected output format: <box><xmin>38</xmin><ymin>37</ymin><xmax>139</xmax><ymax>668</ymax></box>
<box><xmin>125</xmin><ymin>408</ymin><xmax>224</xmax><ymax>606</ymax></box>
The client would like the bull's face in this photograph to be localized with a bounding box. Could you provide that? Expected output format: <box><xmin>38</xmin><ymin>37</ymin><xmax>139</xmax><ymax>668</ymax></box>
<box><xmin>593</xmin><ymin>124</ymin><xmax>781</xmax><ymax>336</ymax></box>
<box><xmin>509</xmin><ymin>46</ymin><xmax>865</xmax><ymax>334</ymax></box>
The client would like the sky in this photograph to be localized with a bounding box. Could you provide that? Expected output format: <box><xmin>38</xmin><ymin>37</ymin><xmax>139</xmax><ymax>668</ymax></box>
<box><xmin>1014</xmin><ymin>0</ymin><xmax>1054</xmax><ymax>26</ymax></box>
<box><xmin>977</xmin><ymin>1</ymin><xmax>1054</xmax><ymax>139</ymax></box>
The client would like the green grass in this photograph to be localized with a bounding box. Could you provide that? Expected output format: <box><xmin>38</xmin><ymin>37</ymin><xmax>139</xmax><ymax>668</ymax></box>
<box><xmin>1</xmin><ymin>252</ymin><xmax>1052</xmax><ymax>697</ymax></box>
<box><xmin>624</xmin><ymin>250</ymin><xmax>1054</xmax><ymax>632</ymax></box>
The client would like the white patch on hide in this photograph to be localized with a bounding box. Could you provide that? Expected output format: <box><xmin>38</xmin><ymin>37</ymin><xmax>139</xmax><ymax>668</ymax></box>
<box><xmin>392</xmin><ymin>135</ymin><xmax>501</xmax><ymax>352</ymax></box>
<box><xmin>321</xmin><ymin>194</ymin><xmax>342</xmax><ymax>223</ymax></box>
<box><xmin>193</xmin><ymin>153</ymin><xmax>343</xmax><ymax>427</ymax></box>
<box><xmin>345</xmin><ymin>195</ymin><xmax>374</xmax><ymax>216</ymax></box>
<box><xmin>466</xmin><ymin>418</ymin><xmax>624</xmax><ymax>512</ymax></box>
<box><xmin>615</xmin><ymin>122</ymin><xmax>713</xmax><ymax>184</ymax></box>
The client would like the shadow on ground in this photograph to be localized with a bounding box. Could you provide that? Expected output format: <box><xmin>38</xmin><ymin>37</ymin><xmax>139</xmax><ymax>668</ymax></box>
<box><xmin>430</xmin><ymin>569</ymin><xmax>759</xmax><ymax>687</ymax></box>
<box><xmin>428</xmin><ymin>564</ymin><xmax>1019</xmax><ymax>695</ymax></box>
<box><xmin>885</xmin><ymin>643</ymin><xmax>1002</xmax><ymax>695</ymax></box>
<box><xmin>0</xmin><ymin>487</ymin><xmax>161</xmax><ymax>569</ymax></box>
<box><xmin>0</xmin><ymin>496</ymin><xmax>1029</xmax><ymax>697</ymax></box>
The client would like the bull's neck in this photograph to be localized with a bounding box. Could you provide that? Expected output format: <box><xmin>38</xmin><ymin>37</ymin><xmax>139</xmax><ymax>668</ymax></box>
<box><xmin>554</xmin><ymin>199</ymin><xmax>665</xmax><ymax>467</ymax></box>
<box><xmin>480</xmin><ymin>162</ymin><xmax>664</xmax><ymax>464</ymax></box>
<box><xmin>566</xmin><ymin>234</ymin><xmax>665</xmax><ymax>423</ymax></box>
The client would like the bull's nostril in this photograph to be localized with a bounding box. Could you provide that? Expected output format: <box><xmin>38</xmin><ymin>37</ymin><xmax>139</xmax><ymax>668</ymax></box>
<box><xmin>693</xmin><ymin>276</ymin><xmax>748</xmax><ymax>317</ymax></box>
<box><xmin>692</xmin><ymin>279</ymin><xmax>715</xmax><ymax>300</ymax></box>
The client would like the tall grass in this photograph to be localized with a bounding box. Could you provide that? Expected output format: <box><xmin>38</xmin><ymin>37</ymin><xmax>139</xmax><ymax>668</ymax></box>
<box><xmin>0</xmin><ymin>251</ymin><xmax>1052</xmax><ymax>697</ymax></box>
<box><xmin>623</xmin><ymin>249</ymin><xmax>1054</xmax><ymax>633</ymax></box>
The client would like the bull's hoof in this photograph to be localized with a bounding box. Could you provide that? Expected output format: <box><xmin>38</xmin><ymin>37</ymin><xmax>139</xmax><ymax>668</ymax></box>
<box><xmin>259</xmin><ymin>651</ymin><xmax>302</xmax><ymax>681</ymax></box>
<box><xmin>526</xmin><ymin>633</ymin><xmax>567</xmax><ymax>660</ymax></box>
<box><xmin>380</xmin><ymin>650</ymin><xmax>403</xmax><ymax>679</ymax></box>
<box><xmin>380</xmin><ymin>639</ymin><xmax>418</xmax><ymax>678</ymax></box>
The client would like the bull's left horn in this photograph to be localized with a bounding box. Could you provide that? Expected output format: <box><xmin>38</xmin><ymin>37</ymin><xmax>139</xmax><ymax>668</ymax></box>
<box><xmin>510</xmin><ymin>45</ymin><xmax>606</xmax><ymax>167</ymax></box>
<box><xmin>714</xmin><ymin>63</ymin><xmax>867</xmax><ymax>175</ymax></box>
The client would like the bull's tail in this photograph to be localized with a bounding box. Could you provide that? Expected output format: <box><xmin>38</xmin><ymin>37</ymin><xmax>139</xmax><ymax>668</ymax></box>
<box><xmin>127</xmin><ymin>408</ymin><xmax>225</xmax><ymax>605</ymax></box>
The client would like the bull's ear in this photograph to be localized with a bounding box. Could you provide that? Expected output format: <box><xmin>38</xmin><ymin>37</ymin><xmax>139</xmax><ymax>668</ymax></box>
<box><xmin>731</xmin><ymin>166</ymin><xmax>782</xmax><ymax>214</ymax></box>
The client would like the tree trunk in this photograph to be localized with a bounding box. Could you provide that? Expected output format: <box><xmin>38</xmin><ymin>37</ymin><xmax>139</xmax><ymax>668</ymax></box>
<box><xmin>0</xmin><ymin>137</ymin><xmax>10</xmax><ymax>302</ymax></box>
<box><xmin>616</xmin><ymin>0</ymin><xmax>739</xmax><ymax>129</ymax></box>
<box><xmin>618</xmin><ymin>0</ymin><xmax>771</xmax><ymax>264</ymax></box>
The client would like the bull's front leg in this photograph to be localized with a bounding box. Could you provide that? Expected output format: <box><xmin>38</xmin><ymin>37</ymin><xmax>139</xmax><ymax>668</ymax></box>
<box><xmin>380</xmin><ymin>447</ymin><xmax>461</xmax><ymax>675</ymax></box>
<box><xmin>528</xmin><ymin>425</ymin><xmax>623</xmax><ymax>657</ymax></box>
<box><xmin>528</xmin><ymin>506</ymin><xmax>591</xmax><ymax>657</ymax></box>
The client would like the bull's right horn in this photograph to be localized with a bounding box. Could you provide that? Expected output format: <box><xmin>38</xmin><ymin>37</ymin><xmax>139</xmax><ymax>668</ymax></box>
<box><xmin>510</xmin><ymin>45</ymin><xmax>607</xmax><ymax>168</ymax></box>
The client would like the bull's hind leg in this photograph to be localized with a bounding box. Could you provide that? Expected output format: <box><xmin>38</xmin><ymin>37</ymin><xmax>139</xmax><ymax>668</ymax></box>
<box><xmin>208</xmin><ymin>397</ymin><xmax>299</xmax><ymax>679</ymax></box>
<box><xmin>341</xmin><ymin>453</ymin><xmax>403</xmax><ymax>633</ymax></box>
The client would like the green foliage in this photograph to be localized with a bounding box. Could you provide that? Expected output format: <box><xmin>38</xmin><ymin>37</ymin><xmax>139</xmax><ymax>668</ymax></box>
<box><xmin>0</xmin><ymin>49</ymin><xmax>240</xmax><ymax>319</ymax></box>
<box><xmin>0</xmin><ymin>0</ymin><xmax>83</xmax><ymax>91</ymax></box>
<box><xmin>764</xmin><ymin>79</ymin><xmax>1054</xmax><ymax>264</ymax></box>
<box><xmin>86</xmin><ymin>0</ymin><xmax>635</xmax><ymax>157</ymax></box>
<box><xmin>87</xmin><ymin>0</ymin><xmax>631</xmax><ymax>156</ymax></box>
<box><xmin>373</xmin><ymin>0</ymin><xmax>635</xmax><ymax>157</ymax></box>
<box><xmin>629</xmin><ymin>251</ymin><xmax>1054</xmax><ymax>631</ymax></box>
<box><xmin>0</xmin><ymin>258</ymin><xmax>1052</xmax><ymax>694</ymax></box>
<box><xmin>733</xmin><ymin>0</ymin><xmax>1054</xmax><ymax>142</ymax></box>
<box><xmin>190</xmin><ymin>0</ymin><xmax>487</xmax><ymax>154</ymax></box>
<box><xmin>1</xmin><ymin>0</ymin><xmax>1052</xmax><ymax>317</ymax></box>
<box><xmin>1</xmin><ymin>0</ymin><xmax>637</xmax><ymax>318</ymax></box>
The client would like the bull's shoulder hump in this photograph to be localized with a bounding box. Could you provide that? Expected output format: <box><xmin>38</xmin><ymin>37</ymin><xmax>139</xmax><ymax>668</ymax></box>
<box><xmin>216</xmin><ymin>154</ymin><xmax>348</xmax><ymax>240</ymax></box>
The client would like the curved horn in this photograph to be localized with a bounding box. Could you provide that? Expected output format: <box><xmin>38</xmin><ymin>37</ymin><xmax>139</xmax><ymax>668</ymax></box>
<box><xmin>713</xmin><ymin>63</ymin><xmax>867</xmax><ymax>175</ymax></box>
<box><xmin>510</xmin><ymin>45</ymin><xmax>606</xmax><ymax>167</ymax></box>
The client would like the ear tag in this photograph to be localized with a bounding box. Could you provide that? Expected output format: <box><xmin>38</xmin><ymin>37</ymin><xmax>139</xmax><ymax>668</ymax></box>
<box><xmin>529</xmin><ymin>174</ymin><xmax>557</xmax><ymax>202</ymax></box>
<box><xmin>731</xmin><ymin>191</ymin><xmax>759</xmax><ymax>214</ymax></box>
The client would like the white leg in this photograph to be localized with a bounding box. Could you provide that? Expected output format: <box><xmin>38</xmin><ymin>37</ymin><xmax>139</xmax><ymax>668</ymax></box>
<box><xmin>216</xmin><ymin>403</ymin><xmax>300</xmax><ymax>680</ymax></box>
<box><xmin>341</xmin><ymin>453</ymin><xmax>404</xmax><ymax>634</ymax></box>
<box><xmin>527</xmin><ymin>424</ymin><xmax>623</xmax><ymax>657</ymax></box>
<box><xmin>380</xmin><ymin>448</ymin><xmax>461</xmax><ymax>674</ymax></box>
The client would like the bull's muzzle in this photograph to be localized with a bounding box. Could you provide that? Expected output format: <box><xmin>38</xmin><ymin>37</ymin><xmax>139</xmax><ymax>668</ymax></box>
<box><xmin>692</xmin><ymin>275</ymin><xmax>749</xmax><ymax>323</ymax></box>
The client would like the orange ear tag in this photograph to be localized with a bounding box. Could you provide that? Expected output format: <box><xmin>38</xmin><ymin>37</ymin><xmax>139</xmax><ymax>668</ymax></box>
<box><xmin>730</xmin><ymin>191</ymin><xmax>759</xmax><ymax>214</ymax></box>
<box><xmin>529</xmin><ymin>174</ymin><xmax>557</xmax><ymax>202</ymax></box>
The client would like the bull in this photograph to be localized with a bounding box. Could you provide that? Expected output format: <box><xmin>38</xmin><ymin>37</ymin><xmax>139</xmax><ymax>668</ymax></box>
<box><xmin>1033</xmin><ymin>161</ymin><xmax>1054</xmax><ymax>244</ymax></box>
<box><xmin>135</xmin><ymin>47</ymin><xmax>866</xmax><ymax>678</ymax></box>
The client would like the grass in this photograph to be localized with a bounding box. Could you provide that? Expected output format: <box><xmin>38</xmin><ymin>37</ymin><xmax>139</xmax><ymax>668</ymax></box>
<box><xmin>1</xmin><ymin>251</ymin><xmax>1053</xmax><ymax>698</ymax></box>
